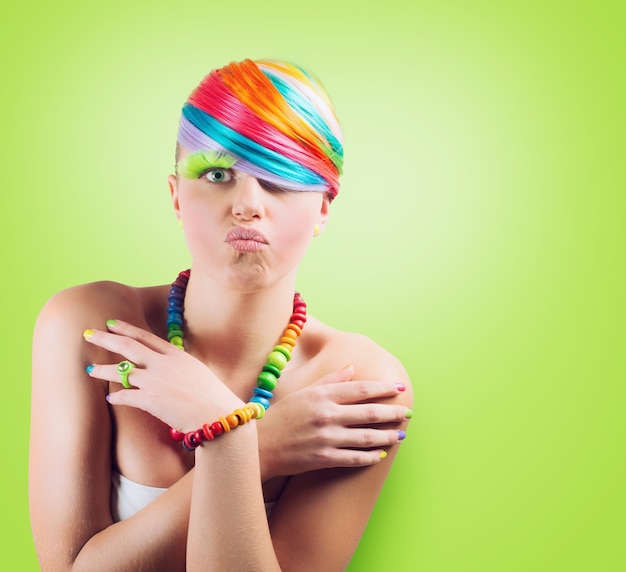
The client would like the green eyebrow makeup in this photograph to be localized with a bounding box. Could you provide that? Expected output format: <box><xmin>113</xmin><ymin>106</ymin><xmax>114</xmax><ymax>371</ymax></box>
<box><xmin>177</xmin><ymin>150</ymin><xmax>237</xmax><ymax>179</ymax></box>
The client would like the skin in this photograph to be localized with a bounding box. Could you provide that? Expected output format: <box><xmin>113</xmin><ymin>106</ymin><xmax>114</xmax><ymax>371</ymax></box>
<box><xmin>29</xmin><ymin>150</ymin><xmax>413</xmax><ymax>571</ymax></box>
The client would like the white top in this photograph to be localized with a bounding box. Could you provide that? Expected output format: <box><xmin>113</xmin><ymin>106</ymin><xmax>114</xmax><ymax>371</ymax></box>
<box><xmin>111</xmin><ymin>471</ymin><xmax>168</xmax><ymax>522</ymax></box>
<box><xmin>111</xmin><ymin>470</ymin><xmax>276</xmax><ymax>521</ymax></box>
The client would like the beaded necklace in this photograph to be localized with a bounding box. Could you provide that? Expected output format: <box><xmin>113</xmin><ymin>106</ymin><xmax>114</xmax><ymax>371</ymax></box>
<box><xmin>166</xmin><ymin>269</ymin><xmax>307</xmax><ymax>450</ymax></box>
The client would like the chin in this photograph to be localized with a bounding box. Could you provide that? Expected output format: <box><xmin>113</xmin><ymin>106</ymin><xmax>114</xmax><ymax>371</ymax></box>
<box><xmin>223</xmin><ymin>266</ymin><xmax>271</xmax><ymax>293</ymax></box>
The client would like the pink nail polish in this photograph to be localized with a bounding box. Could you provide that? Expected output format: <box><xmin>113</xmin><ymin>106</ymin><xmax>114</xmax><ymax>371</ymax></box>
<box><xmin>396</xmin><ymin>383</ymin><xmax>406</xmax><ymax>392</ymax></box>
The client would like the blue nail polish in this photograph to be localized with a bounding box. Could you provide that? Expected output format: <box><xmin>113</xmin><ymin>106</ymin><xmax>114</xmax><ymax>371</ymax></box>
<box><xmin>85</xmin><ymin>364</ymin><xmax>94</xmax><ymax>374</ymax></box>
<box><xmin>398</xmin><ymin>430</ymin><xmax>407</xmax><ymax>441</ymax></box>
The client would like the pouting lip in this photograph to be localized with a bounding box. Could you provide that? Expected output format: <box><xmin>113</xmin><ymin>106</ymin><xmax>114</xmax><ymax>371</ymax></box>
<box><xmin>225</xmin><ymin>226</ymin><xmax>269</xmax><ymax>245</ymax></box>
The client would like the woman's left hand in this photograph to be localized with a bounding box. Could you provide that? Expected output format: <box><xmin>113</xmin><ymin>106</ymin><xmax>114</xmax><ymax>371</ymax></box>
<box><xmin>83</xmin><ymin>320</ymin><xmax>244</xmax><ymax>432</ymax></box>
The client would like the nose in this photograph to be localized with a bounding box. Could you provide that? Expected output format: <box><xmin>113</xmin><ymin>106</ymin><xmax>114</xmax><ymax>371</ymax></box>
<box><xmin>231</xmin><ymin>175</ymin><xmax>265</xmax><ymax>221</ymax></box>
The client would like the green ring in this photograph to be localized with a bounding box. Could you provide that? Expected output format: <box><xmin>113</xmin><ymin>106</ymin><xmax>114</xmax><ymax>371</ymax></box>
<box><xmin>116</xmin><ymin>360</ymin><xmax>135</xmax><ymax>389</ymax></box>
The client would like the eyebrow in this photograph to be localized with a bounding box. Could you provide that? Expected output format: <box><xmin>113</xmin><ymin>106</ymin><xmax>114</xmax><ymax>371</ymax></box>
<box><xmin>177</xmin><ymin>150</ymin><xmax>238</xmax><ymax>179</ymax></box>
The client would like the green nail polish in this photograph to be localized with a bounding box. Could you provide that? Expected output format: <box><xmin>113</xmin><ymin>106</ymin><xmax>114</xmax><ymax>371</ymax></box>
<box><xmin>405</xmin><ymin>408</ymin><xmax>413</xmax><ymax>419</ymax></box>
<box><xmin>106</xmin><ymin>319</ymin><xmax>117</xmax><ymax>328</ymax></box>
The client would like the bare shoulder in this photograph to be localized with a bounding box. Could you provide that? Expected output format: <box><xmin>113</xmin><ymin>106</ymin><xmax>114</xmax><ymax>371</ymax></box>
<box><xmin>35</xmin><ymin>280</ymin><xmax>165</xmax><ymax>338</ymax></box>
<box><xmin>33</xmin><ymin>280</ymin><xmax>167</xmax><ymax>383</ymax></box>
<box><xmin>306</xmin><ymin>317</ymin><xmax>412</xmax><ymax>396</ymax></box>
<box><xmin>37</xmin><ymin>281</ymin><xmax>140</xmax><ymax>326</ymax></box>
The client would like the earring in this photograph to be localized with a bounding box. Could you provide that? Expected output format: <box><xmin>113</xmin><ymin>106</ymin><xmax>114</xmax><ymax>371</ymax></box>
<box><xmin>313</xmin><ymin>224</ymin><xmax>320</xmax><ymax>236</ymax></box>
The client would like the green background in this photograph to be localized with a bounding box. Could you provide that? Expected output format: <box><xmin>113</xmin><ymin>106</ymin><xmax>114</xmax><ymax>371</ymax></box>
<box><xmin>2</xmin><ymin>0</ymin><xmax>624</xmax><ymax>570</ymax></box>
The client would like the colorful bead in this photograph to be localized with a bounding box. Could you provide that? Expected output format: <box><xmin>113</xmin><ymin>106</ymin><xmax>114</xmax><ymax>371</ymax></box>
<box><xmin>281</xmin><ymin>328</ymin><xmax>298</xmax><ymax>342</ymax></box>
<box><xmin>286</xmin><ymin>324</ymin><xmax>302</xmax><ymax>337</ymax></box>
<box><xmin>273</xmin><ymin>345</ymin><xmax>292</xmax><ymax>361</ymax></box>
<box><xmin>202</xmin><ymin>424</ymin><xmax>215</xmax><ymax>440</ymax></box>
<box><xmin>262</xmin><ymin>364</ymin><xmax>282</xmax><ymax>378</ymax></box>
<box><xmin>183</xmin><ymin>433</ymin><xmax>196</xmax><ymax>451</ymax></box>
<box><xmin>253</xmin><ymin>387</ymin><xmax>274</xmax><ymax>400</ymax></box>
<box><xmin>234</xmin><ymin>408</ymin><xmax>250</xmax><ymax>423</ymax></box>
<box><xmin>266</xmin><ymin>350</ymin><xmax>288</xmax><ymax>370</ymax></box>
<box><xmin>167</xmin><ymin>328</ymin><xmax>184</xmax><ymax>340</ymax></box>
<box><xmin>250</xmin><ymin>395</ymin><xmax>271</xmax><ymax>410</ymax></box>
<box><xmin>257</xmin><ymin>371</ymin><xmax>278</xmax><ymax>391</ymax></box>
<box><xmin>170</xmin><ymin>427</ymin><xmax>185</xmax><ymax>441</ymax></box>
<box><xmin>248</xmin><ymin>402</ymin><xmax>264</xmax><ymax>419</ymax></box>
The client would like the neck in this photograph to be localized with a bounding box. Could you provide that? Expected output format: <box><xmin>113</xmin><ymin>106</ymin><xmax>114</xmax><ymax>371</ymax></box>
<box><xmin>179</xmin><ymin>268</ymin><xmax>299</xmax><ymax>373</ymax></box>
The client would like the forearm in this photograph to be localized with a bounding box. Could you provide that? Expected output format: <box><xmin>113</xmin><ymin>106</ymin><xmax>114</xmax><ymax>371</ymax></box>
<box><xmin>187</xmin><ymin>423</ymin><xmax>281</xmax><ymax>571</ymax></box>
<box><xmin>69</xmin><ymin>471</ymin><xmax>194</xmax><ymax>572</ymax></box>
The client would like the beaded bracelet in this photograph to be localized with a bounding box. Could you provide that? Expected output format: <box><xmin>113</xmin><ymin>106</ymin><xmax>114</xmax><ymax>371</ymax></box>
<box><xmin>170</xmin><ymin>402</ymin><xmax>266</xmax><ymax>451</ymax></box>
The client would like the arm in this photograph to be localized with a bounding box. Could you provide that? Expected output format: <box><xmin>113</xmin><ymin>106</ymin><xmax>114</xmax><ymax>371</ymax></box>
<box><xmin>188</xmin><ymin>345</ymin><xmax>412</xmax><ymax>571</ymax></box>
<box><xmin>87</xmin><ymin>321</ymin><xmax>411</xmax><ymax>571</ymax></box>
<box><xmin>268</xmin><ymin>347</ymin><xmax>412</xmax><ymax>571</ymax></box>
<box><xmin>258</xmin><ymin>365</ymin><xmax>411</xmax><ymax>481</ymax></box>
<box><xmin>29</xmin><ymin>288</ymin><xmax>192</xmax><ymax>571</ymax></box>
<box><xmin>32</xmin><ymin>296</ymin><xmax>410</xmax><ymax>570</ymax></box>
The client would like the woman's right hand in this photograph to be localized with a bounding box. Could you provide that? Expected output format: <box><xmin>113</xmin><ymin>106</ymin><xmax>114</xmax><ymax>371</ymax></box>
<box><xmin>258</xmin><ymin>365</ymin><xmax>411</xmax><ymax>481</ymax></box>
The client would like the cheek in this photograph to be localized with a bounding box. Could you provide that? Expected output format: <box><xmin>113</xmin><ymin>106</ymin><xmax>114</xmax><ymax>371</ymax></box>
<box><xmin>276</xmin><ymin>203</ymin><xmax>318</xmax><ymax>243</ymax></box>
<box><xmin>179</xmin><ymin>194</ymin><xmax>221</xmax><ymax>243</ymax></box>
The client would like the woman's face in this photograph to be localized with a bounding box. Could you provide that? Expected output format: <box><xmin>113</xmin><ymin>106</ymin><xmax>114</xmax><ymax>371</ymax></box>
<box><xmin>169</xmin><ymin>149</ymin><xmax>329</xmax><ymax>292</ymax></box>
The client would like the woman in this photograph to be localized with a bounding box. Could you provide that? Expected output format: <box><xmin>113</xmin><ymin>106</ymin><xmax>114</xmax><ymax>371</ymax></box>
<box><xmin>29</xmin><ymin>58</ymin><xmax>412</xmax><ymax>571</ymax></box>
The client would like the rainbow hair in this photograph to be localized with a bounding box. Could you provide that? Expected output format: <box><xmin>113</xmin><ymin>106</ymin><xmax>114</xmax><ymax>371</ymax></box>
<box><xmin>177</xmin><ymin>59</ymin><xmax>344</xmax><ymax>199</ymax></box>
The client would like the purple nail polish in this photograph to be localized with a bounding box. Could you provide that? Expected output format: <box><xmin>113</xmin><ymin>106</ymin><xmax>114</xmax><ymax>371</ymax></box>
<box><xmin>397</xmin><ymin>430</ymin><xmax>407</xmax><ymax>441</ymax></box>
<box><xmin>105</xmin><ymin>394</ymin><xmax>111</xmax><ymax>403</ymax></box>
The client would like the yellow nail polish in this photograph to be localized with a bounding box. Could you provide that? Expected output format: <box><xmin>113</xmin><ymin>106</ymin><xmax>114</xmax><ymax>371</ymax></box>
<box><xmin>379</xmin><ymin>450</ymin><xmax>388</xmax><ymax>460</ymax></box>
<box><xmin>83</xmin><ymin>329</ymin><xmax>95</xmax><ymax>339</ymax></box>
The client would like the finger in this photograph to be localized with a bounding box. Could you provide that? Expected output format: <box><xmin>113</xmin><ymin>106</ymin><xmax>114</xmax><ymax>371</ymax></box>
<box><xmin>338</xmin><ymin>403</ymin><xmax>412</xmax><ymax>426</ymax></box>
<box><xmin>311</xmin><ymin>365</ymin><xmax>355</xmax><ymax>386</ymax></box>
<box><xmin>333</xmin><ymin>426</ymin><xmax>407</xmax><ymax>449</ymax></box>
<box><xmin>83</xmin><ymin>328</ymin><xmax>161</xmax><ymax>365</ymax></box>
<box><xmin>85</xmin><ymin>362</ymin><xmax>147</xmax><ymax>389</ymax></box>
<box><xmin>330</xmin><ymin>379</ymin><xmax>407</xmax><ymax>404</ymax></box>
<box><xmin>105</xmin><ymin>319</ymin><xmax>176</xmax><ymax>354</ymax></box>
<box><xmin>105</xmin><ymin>386</ymin><xmax>154</xmax><ymax>414</ymax></box>
<box><xmin>313</xmin><ymin>446</ymin><xmax>392</xmax><ymax>468</ymax></box>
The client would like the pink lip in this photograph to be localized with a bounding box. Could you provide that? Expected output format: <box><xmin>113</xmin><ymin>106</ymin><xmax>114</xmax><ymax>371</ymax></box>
<box><xmin>225</xmin><ymin>227</ymin><xmax>268</xmax><ymax>253</ymax></box>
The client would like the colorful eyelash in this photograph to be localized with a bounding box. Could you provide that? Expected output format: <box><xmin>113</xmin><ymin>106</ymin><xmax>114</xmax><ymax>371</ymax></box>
<box><xmin>178</xmin><ymin>150</ymin><xmax>237</xmax><ymax>179</ymax></box>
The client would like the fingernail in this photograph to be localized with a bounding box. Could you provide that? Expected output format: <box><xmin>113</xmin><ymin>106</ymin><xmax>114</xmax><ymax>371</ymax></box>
<box><xmin>85</xmin><ymin>364</ymin><xmax>94</xmax><ymax>374</ymax></box>
<box><xmin>405</xmin><ymin>408</ymin><xmax>414</xmax><ymax>419</ymax></box>
<box><xmin>396</xmin><ymin>383</ymin><xmax>406</xmax><ymax>392</ymax></box>
<box><xmin>341</xmin><ymin>363</ymin><xmax>353</xmax><ymax>370</ymax></box>
<box><xmin>106</xmin><ymin>319</ymin><xmax>117</xmax><ymax>328</ymax></box>
<box><xmin>105</xmin><ymin>394</ymin><xmax>111</xmax><ymax>403</ymax></box>
<box><xmin>83</xmin><ymin>329</ymin><xmax>95</xmax><ymax>339</ymax></box>
<box><xmin>398</xmin><ymin>430</ymin><xmax>407</xmax><ymax>441</ymax></box>
<box><xmin>379</xmin><ymin>450</ymin><xmax>388</xmax><ymax>460</ymax></box>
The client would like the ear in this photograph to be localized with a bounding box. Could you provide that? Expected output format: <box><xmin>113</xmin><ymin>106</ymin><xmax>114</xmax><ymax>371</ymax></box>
<box><xmin>316</xmin><ymin>194</ymin><xmax>331</xmax><ymax>233</ymax></box>
<box><xmin>168</xmin><ymin>174</ymin><xmax>181</xmax><ymax>220</ymax></box>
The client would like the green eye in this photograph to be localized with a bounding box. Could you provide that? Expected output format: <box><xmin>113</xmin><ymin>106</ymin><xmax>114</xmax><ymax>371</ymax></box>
<box><xmin>205</xmin><ymin>168</ymin><xmax>232</xmax><ymax>183</ymax></box>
